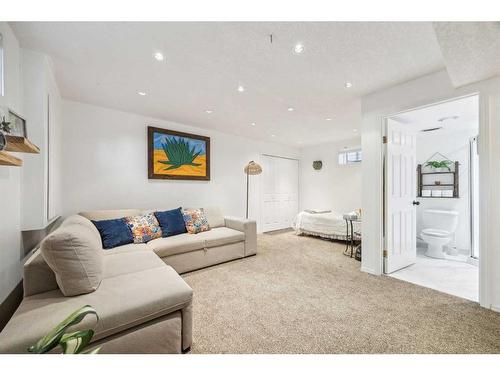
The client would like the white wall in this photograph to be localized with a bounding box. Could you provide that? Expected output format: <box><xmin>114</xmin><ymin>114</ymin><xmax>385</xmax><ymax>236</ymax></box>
<box><xmin>0</xmin><ymin>24</ymin><xmax>63</xmax><ymax>304</ymax></box>
<box><xmin>21</xmin><ymin>49</ymin><xmax>63</xmax><ymax>230</ymax></box>
<box><xmin>0</xmin><ymin>23</ymin><xmax>23</xmax><ymax>303</ymax></box>
<box><xmin>361</xmin><ymin>69</ymin><xmax>500</xmax><ymax>311</ymax></box>
<box><xmin>416</xmin><ymin>128</ymin><xmax>477</xmax><ymax>252</ymax></box>
<box><xmin>300</xmin><ymin>138</ymin><xmax>361</xmax><ymax>213</ymax></box>
<box><xmin>61</xmin><ymin>100</ymin><xmax>300</xmax><ymax>233</ymax></box>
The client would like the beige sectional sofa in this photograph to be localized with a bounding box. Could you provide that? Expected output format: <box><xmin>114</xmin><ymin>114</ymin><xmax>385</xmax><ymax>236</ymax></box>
<box><xmin>0</xmin><ymin>207</ymin><xmax>256</xmax><ymax>354</ymax></box>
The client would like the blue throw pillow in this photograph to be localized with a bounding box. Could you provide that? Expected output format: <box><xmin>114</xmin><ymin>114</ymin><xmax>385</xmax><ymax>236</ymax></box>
<box><xmin>155</xmin><ymin>208</ymin><xmax>187</xmax><ymax>237</ymax></box>
<box><xmin>91</xmin><ymin>218</ymin><xmax>133</xmax><ymax>249</ymax></box>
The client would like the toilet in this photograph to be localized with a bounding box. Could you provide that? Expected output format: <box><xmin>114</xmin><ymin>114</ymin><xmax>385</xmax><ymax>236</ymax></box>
<box><xmin>421</xmin><ymin>209</ymin><xmax>459</xmax><ymax>259</ymax></box>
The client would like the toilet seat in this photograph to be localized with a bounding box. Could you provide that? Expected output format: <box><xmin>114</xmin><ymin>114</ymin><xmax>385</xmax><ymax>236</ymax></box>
<box><xmin>422</xmin><ymin>229</ymin><xmax>450</xmax><ymax>238</ymax></box>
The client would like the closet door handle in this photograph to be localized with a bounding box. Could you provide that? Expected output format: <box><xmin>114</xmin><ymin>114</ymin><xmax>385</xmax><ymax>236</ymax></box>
<box><xmin>412</xmin><ymin>201</ymin><xmax>420</xmax><ymax>206</ymax></box>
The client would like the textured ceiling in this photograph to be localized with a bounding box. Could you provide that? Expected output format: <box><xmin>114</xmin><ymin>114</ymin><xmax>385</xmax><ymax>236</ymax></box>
<box><xmin>433</xmin><ymin>22</ymin><xmax>500</xmax><ymax>88</ymax></box>
<box><xmin>11</xmin><ymin>22</ymin><xmax>445</xmax><ymax>146</ymax></box>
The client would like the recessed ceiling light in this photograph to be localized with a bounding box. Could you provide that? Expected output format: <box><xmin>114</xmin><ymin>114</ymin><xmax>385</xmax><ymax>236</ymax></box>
<box><xmin>353</xmin><ymin>128</ymin><xmax>358</xmax><ymax>132</ymax></box>
<box><xmin>237</xmin><ymin>85</ymin><xmax>245</xmax><ymax>92</ymax></box>
<box><xmin>138</xmin><ymin>91</ymin><xmax>146</xmax><ymax>96</ymax></box>
<box><xmin>153</xmin><ymin>52</ymin><xmax>164</xmax><ymax>61</ymax></box>
<box><xmin>205</xmin><ymin>109</ymin><xmax>213</xmax><ymax>114</ymax></box>
<box><xmin>251</xmin><ymin>122</ymin><xmax>256</xmax><ymax>126</ymax></box>
<box><xmin>287</xmin><ymin>107</ymin><xmax>294</xmax><ymax>112</ymax></box>
<box><xmin>271</xmin><ymin>134</ymin><xmax>276</xmax><ymax>137</ymax></box>
<box><xmin>293</xmin><ymin>43</ymin><xmax>305</xmax><ymax>55</ymax></box>
<box><xmin>325</xmin><ymin>118</ymin><xmax>332</xmax><ymax>121</ymax></box>
<box><xmin>345</xmin><ymin>82</ymin><xmax>353</xmax><ymax>88</ymax></box>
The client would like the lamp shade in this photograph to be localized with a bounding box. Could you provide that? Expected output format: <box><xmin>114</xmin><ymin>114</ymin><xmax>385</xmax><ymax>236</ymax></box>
<box><xmin>244</xmin><ymin>161</ymin><xmax>262</xmax><ymax>175</ymax></box>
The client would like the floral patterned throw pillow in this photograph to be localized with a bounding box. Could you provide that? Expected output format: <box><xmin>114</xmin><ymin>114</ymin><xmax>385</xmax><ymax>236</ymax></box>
<box><xmin>182</xmin><ymin>208</ymin><xmax>210</xmax><ymax>234</ymax></box>
<box><xmin>125</xmin><ymin>213</ymin><xmax>163</xmax><ymax>243</ymax></box>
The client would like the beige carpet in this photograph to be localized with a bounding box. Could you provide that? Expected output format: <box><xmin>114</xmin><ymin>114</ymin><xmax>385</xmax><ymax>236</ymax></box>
<box><xmin>182</xmin><ymin>230</ymin><xmax>500</xmax><ymax>353</ymax></box>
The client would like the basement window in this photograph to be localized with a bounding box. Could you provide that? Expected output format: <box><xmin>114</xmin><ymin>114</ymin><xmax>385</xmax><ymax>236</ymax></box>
<box><xmin>338</xmin><ymin>147</ymin><xmax>362</xmax><ymax>165</ymax></box>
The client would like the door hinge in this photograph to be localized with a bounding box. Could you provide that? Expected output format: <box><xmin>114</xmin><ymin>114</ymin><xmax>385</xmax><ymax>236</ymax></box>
<box><xmin>383</xmin><ymin>250</ymin><xmax>388</xmax><ymax>257</ymax></box>
<box><xmin>382</xmin><ymin>136</ymin><xmax>388</xmax><ymax>144</ymax></box>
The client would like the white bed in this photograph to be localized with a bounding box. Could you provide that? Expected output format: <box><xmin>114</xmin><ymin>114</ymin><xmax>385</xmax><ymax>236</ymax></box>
<box><xmin>292</xmin><ymin>210</ymin><xmax>361</xmax><ymax>241</ymax></box>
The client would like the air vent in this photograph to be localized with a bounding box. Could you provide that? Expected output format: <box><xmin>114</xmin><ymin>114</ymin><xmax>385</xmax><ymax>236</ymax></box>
<box><xmin>438</xmin><ymin>115</ymin><xmax>459</xmax><ymax>122</ymax></box>
<box><xmin>421</xmin><ymin>127</ymin><xmax>443</xmax><ymax>133</ymax></box>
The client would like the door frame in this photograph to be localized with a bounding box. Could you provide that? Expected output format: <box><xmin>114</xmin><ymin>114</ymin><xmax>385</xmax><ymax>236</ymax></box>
<box><xmin>380</xmin><ymin>93</ymin><xmax>488</xmax><ymax>307</ymax></box>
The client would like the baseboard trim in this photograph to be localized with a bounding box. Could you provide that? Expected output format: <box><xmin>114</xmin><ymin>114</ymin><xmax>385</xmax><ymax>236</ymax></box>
<box><xmin>491</xmin><ymin>305</ymin><xmax>500</xmax><ymax>313</ymax></box>
<box><xmin>0</xmin><ymin>281</ymin><xmax>23</xmax><ymax>333</ymax></box>
<box><xmin>361</xmin><ymin>266</ymin><xmax>378</xmax><ymax>275</ymax></box>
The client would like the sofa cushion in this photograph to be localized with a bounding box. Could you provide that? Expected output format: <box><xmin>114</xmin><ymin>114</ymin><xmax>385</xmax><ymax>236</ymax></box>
<box><xmin>182</xmin><ymin>208</ymin><xmax>210</xmax><ymax>234</ymax></box>
<box><xmin>23</xmin><ymin>250</ymin><xmax>59</xmax><ymax>297</ymax></box>
<box><xmin>92</xmin><ymin>218</ymin><xmax>134</xmax><ymax>249</ymax></box>
<box><xmin>41</xmin><ymin>223</ymin><xmax>104</xmax><ymax>297</ymax></box>
<box><xmin>197</xmin><ymin>227</ymin><xmax>245</xmax><ymax>248</ymax></box>
<box><xmin>147</xmin><ymin>233</ymin><xmax>205</xmax><ymax>258</ymax></box>
<box><xmin>124</xmin><ymin>213</ymin><xmax>163</xmax><ymax>243</ymax></box>
<box><xmin>147</xmin><ymin>227</ymin><xmax>245</xmax><ymax>258</ymax></box>
<box><xmin>62</xmin><ymin>214</ymin><xmax>101</xmax><ymax>237</ymax></box>
<box><xmin>102</xmin><ymin>243</ymin><xmax>147</xmax><ymax>255</ymax></box>
<box><xmin>154</xmin><ymin>208</ymin><xmax>187</xmax><ymax>237</ymax></box>
<box><xmin>0</xmin><ymin>264</ymin><xmax>192</xmax><ymax>353</ymax></box>
<box><xmin>204</xmin><ymin>206</ymin><xmax>225</xmax><ymax>228</ymax></box>
<box><xmin>79</xmin><ymin>209</ymin><xmax>142</xmax><ymax>221</ymax></box>
<box><xmin>103</xmin><ymin>249</ymin><xmax>166</xmax><ymax>279</ymax></box>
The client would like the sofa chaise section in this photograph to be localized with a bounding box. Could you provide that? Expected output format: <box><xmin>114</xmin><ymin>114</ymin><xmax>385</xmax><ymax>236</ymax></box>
<box><xmin>0</xmin><ymin>214</ymin><xmax>193</xmax><ymax>354</ymax></box>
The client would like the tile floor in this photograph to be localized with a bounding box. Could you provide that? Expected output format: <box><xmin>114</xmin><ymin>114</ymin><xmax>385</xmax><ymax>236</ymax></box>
<box><xmin>390</xmin><ymin>245</ymin><xmax>478</xmax><ymax>302</ymax></box>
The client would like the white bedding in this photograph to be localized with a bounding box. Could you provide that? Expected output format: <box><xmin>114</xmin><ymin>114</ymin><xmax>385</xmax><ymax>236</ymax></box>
<box><xmin>292</xmin><ymin>211</ymin><xmax>361</xmax><ymax>241</ymax></box>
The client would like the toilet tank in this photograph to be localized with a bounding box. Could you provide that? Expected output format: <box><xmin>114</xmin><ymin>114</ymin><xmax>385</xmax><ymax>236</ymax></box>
<box><xmin>422</xmin><ymin>209</ymin><xmax>459</xmax><ymax>232</ymax></box>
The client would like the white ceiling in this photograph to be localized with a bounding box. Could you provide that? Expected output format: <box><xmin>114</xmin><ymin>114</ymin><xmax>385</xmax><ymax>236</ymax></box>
<box><xmin>11</xmin><ymin>22</ymin><xmax>446</xmax><ymax>146</ymax></box>
<box><xmin>391</xmin><ymin>94</ymin><xmax>478</xmax><ymax>135</ymax></box>
<box><xmin>433</xmin><ymin>22</ymin><xmax>500</xmax><ymax>87</ymax></box>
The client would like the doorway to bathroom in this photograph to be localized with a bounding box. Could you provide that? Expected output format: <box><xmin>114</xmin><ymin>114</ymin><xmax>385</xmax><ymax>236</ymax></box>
<box><xmin>383</xmin><ymin>94</ymin><xmax>480</xmax><ymax>302</ymax></box>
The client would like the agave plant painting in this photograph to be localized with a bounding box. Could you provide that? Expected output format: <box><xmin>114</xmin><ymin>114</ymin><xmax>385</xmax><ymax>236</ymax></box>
<box><xmin>148</xmin><ymin>127</ymin><xmax>210</xmax><ymax>180</ymax></box>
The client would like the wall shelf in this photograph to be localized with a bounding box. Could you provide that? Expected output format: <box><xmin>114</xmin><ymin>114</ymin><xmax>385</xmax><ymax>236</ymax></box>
<box><xmin>422</xmin><ymin>184</ymin><xmax>454</xmax><ymax>187</ymax></box>
<box><xmin>4</xmin><ymin>135</ymin><xmax>40</xmax><ymax>154</ymax></box>
<box><xmin>421</xmin><ymin>171</ymin><xmax>454</xmax><ymax>175</ymax></box>
<box><xmin>417</xmin><ymin>196</ymin><xmax>459</xmax><ymax>199</ymax></box>
<box><xmin>417</xmin><ymin>161</ymin><xmax>459</xmax><ymax>199</ymax></box>
<box><xmin>0</xmin><ymin>151</ymin><xmax>23</xmax><ymax>166</ymax></box>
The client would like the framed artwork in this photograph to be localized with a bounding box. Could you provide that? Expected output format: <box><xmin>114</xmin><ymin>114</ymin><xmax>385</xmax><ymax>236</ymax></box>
<box><xmin>148</xmin><ymin>126</ymin><xmax>210</xmax><ymax>180</ymax></box>
<box><xmin>8</xmin><ymin>110</ymin><xmax>27</xmax><ymax>137</ymax></box>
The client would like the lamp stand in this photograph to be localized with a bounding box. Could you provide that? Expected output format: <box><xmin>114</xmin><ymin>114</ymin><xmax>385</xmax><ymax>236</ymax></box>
<box><xmin>246</xmin><ymin>169</ymin><xmax>249</xmax><ymax>219</ymax></box>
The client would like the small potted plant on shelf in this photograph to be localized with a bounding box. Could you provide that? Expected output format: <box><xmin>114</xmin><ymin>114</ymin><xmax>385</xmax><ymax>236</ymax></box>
<box><xmin>425</xmin><ymin>160</ymin><xmax>453</xmax><ymax>172</ymax></box>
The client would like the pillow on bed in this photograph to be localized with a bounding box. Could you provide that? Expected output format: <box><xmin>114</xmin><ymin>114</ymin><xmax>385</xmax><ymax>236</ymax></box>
<box><xmin>304</xmin><ymin>209</ymin><xmax>332</xmax><ymax>214</ymax></box>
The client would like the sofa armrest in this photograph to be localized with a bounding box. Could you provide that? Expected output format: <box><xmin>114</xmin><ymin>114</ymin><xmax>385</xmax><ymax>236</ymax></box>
<box><xmin>224</xmin><ymin>217</ymin><xmax>257</xmax><ymax>256</ymax></box>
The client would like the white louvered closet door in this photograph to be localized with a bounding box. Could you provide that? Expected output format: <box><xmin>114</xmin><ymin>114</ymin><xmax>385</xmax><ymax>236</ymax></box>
<box><xmin>262</xmin><ymin>155</ymin><xmax>299</xmax><ymax>232</ymax></box>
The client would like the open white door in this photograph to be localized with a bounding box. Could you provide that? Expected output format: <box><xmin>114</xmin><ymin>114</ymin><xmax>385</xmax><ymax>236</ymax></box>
<box><xmin>384</xmin><ymin>119</ymin><xmax>417</xmax><ymax>273</ymax></box>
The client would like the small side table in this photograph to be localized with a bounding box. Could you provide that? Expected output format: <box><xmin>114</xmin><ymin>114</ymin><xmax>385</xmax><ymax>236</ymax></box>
<box><xmin>343</xmin><ymin>214</ymin><xmax>361</xmax><ymax>260</ymax></box>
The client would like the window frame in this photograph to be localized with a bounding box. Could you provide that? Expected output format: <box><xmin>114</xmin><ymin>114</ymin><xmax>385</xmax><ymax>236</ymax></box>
<box><xmin>338</xmin><ymin>147</ymin><xmax>362</xmax><ymax>165</ymax></box>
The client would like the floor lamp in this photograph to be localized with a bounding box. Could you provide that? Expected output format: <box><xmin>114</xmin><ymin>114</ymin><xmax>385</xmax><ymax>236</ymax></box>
<box><xmin>244</xmin><ymin>161</ymin><xmax>262</xmax><ymax>219</ymax></box>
